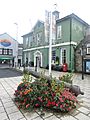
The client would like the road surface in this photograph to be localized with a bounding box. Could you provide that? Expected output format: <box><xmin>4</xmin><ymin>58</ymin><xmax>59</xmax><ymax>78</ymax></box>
<box><xmin>0</xmin><ymin>68</ymin><xmax>22</xmax><ymax>78</ymax></box>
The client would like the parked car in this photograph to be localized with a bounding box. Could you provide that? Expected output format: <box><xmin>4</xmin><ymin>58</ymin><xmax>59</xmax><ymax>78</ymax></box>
<box><xmin>46</xmin><ymin>64</ymin><xmax>63</xmax><ymax>71</ymax></box>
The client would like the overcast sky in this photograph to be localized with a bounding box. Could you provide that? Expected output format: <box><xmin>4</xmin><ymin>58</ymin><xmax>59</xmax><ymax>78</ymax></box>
<box><xmin>0</xmin><ymin>0</ymin><xmax>90</xmax><ymax>43</ymax></box>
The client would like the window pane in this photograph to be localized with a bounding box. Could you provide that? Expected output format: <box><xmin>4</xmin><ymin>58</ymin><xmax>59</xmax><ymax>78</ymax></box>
<box><xmin>57</xmin><ymin>25</ymin><xmax>62</xmax><ymax>39</ymax></box>
<box><xmin>87</xmin><ymin>47</ymin><xmax>90</xmax><ymax>54</ymax></box>
<box><xmin>62</xmin><ymin>49</ymin><xmax>66</xmax><ymax>64</ymax></box>
<box><xmin>52</xmin><ymin>50</ymin><xmax>56</xmax><ymax>61</ymax></box>
<box><xmin>0</xmin><ymin>49</ymin><xmax>2</xmax><ymax>54</ymax></box>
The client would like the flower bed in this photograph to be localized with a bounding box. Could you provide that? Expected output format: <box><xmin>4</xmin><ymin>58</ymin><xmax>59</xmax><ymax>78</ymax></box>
<box><xmin>14</xmin><ymin>72</ymin><xmax>78</xmax><ymax>113</ymax></box>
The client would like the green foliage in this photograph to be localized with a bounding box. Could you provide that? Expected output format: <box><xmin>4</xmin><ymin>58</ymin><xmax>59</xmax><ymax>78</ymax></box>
<box><xmin>59</xmin><ymin>73</ymin><xmax>73</xmax><ymax>84</ymax></box>
<box><xmin>14</xmin><ymin>72</ymin><xmax>78</xmax><ymax>113</ymax></box>
<box><xmin>51</xmin><ymin>79</ymin><xmax>64</xmax><ymax>96</ymax></box>
<box><xmin>22</xmin><ymin>71</ymin><xmax>32</xmax><ymax>83</ymax></box>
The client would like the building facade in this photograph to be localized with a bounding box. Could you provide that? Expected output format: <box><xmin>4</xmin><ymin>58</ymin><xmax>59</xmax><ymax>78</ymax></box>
<box><xmin>75</xmin><ymin>27</ymin><xmax>90</xmax><ymax>73</ymax></box>
<box><xmin>22</xmin><ymin>12</ymin><xmax>89</xmax><ymax>72</ymax></box>
<box><xmin>0</xmin><ymin>33</ymin><xmax>18</xmax><ymax>67</ymax></box>
<box><xmin>18</xmin><ymin>44</ymin><xmax>23</xmax><ymax>67</ymax></box>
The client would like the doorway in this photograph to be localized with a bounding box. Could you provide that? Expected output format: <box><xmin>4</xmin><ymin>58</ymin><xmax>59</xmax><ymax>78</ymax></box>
<box><xmin>34</xmin><ymin>50</ymin><xmax>42</xmax><ymax>67</ymax></box>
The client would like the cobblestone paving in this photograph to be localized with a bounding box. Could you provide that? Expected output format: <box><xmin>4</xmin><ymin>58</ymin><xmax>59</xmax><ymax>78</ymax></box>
<box><xmin>0</xmin><ymin>69</ymin><xmax>90</xmax><ymax>120</ymax></box>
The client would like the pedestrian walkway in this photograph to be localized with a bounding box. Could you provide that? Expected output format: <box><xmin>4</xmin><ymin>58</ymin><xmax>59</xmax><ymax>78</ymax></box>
<box><xmin>0</xmin><ymin>68</ymin><xmax>90</xmax><ymax>120</ymax></box>
<box><xmin>18</xmin><ymin>66</ymin><xmax>67</xmax><ymax>78</ymax></box>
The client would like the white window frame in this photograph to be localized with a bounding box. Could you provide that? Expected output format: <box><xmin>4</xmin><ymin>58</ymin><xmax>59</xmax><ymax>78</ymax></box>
<box><xmin>25</xmin><ymin>37</ymin><xmax>28</xmax><ymax>47</ymax></box>
<box><xmin>57</xmin><ymin>25</ymin><xmax>62</xmax><ymax>39</ymax></box>
<box><xmin>60</xmin><ymin>48</ymin><xmax>66</xmax><ymax>64</ymax></box>
<box><xmin>87</xmin><ymin>44</ymin><xmax>90</xmax><ymax>54</ymax></box>
<box><xmin>52</xmin><ymin>50</ymin><xmax>56</xmax><ymax>62</ymax></box>
<box><xmin>87</xmin><ymin>47</ymin><xmax>90</xmax><ymax>54</ymax></box>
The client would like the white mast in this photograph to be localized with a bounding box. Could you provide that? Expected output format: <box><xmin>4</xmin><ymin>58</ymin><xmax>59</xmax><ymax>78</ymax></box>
<box><xmin>49</xmin><ymin>12</ymin><xmax>52</xmax><ymax>75</ymax></box>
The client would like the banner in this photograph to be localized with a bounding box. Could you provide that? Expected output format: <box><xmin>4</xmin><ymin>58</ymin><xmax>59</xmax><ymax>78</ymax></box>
<box><xmin>52</xmin><ymin>13</ymin><xmax>56</xmax><ymax>44</ymax></box>
<box><xmin>44</xmin><ymin>10</ymin><xmax>56</xmax><ymax>44</ymax></box>
<box><xmin>44</xmin><ymin>10</ymin><xmax>50</xmax><ymax>43</ymax></box>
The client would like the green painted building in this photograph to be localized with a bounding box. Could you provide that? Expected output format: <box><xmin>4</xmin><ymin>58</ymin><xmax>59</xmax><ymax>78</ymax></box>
<box><xmin>22</xmin><ymin>12</ymin><xmax>89</xmax><ymax>71</ymax></box>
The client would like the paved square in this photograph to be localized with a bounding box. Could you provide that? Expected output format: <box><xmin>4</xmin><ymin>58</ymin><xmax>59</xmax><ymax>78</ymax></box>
<box><xmin>0</xmin><ymin>70</ymin><xmax>90</xmax><ymax>120</ymax></box>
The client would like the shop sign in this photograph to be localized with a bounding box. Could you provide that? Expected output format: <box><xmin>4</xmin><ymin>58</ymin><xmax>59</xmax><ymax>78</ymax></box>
<box><xmin>0</xmin><ymin>39</ymin><xmax>11</xmax><ymax>47</ymax></box>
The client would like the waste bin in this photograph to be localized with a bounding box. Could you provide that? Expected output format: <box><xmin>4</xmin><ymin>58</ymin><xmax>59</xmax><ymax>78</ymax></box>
<box><xmin>63</xmin><ymin>63</ymin><xmax>68</xmax><ymax>72</ymax></box>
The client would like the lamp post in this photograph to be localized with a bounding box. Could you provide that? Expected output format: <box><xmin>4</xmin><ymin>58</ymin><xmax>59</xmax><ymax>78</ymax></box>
<box><xmin>14</xmin><ymin>22</ymin><xmax>18</xmax><ymax>68</ymax></box>
<box><xmin>81</xmin><ymin>43</ymin><xmax>84</xmax><ymax>80</ymax></box>
<box><xmin>81</xmin><ymin>28</ymin><xmax>87</xmax><ymax>79</ymax></box>
<box><xmin>14</xmin><ymin>23</ymin><xmax>18</xmax><ymax>40</ymax></box>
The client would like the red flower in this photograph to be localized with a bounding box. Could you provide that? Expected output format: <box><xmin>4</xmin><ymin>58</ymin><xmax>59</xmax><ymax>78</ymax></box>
<box><xmin>46</xmin><ymin>100</ymin><xmax>52</xmax><ymax>107</ymax></box>
<box><xmin>24</xmin><ymin>98</ymin><xmax>27</xmax><ymax>102</ymax></box>
<box><xmin>51</xmin><ymin>101</ymin><xmax>56</xmax><ymax>106</ymax></box>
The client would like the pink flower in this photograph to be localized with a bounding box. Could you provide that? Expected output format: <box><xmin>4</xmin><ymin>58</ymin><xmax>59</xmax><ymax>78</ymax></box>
<box><xmin>38</xmin><ymin>97</ymin><xmax>43</xmax><ymax>102</ymax></box>
<box><xmin>26</xmin><ymin>104</ymin><xmax>30</xmax><ymax>108</ymax></box>
<box><xmin>35</xmin><ymin>103</ymin><xmax>39</xmax><ymax>107</ymax></box>
<box><xmin>56</xmin><ymin>104</ymin><xmax>58</xmax><ymax>107</ymax></box>
<box><xmin>60</xmin><ymin>104</ymin><xmax>63</xmax><ymax>108</ymax></box>
<box><xmin>59</xmin><ymin>97</ymin><xmax>64</xmax><ymax>102</ymax></box>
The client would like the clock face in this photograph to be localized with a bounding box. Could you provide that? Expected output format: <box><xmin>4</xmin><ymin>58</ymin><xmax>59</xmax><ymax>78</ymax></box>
<box><xmin>0</xmin><ymin>39</ymin><xmax>11</xmax><ymax>47</ymax></box>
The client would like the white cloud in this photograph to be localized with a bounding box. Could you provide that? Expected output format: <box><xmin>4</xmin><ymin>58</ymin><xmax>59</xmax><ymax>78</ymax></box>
<box><xmin>0</xmin><ymin>0</ymin><xmax>90</xmax><ymax>43</ymax></box>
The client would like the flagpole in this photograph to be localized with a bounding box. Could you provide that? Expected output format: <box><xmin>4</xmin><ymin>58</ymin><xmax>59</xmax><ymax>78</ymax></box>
<box><xmin>49</xmin><ymin>12</ymin><xmax>52</xmax><ymax>75</ymax></box>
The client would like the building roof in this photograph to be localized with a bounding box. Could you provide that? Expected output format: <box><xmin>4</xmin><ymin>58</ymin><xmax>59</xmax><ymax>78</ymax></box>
<box><xmin>56</xmin><ymin>13</ymin><xmax>89</xmax><ymax>26</ymax></box>
<box><xmin>22</xmin><ymin>31</ymin><xmax>33</xmax><ymax>37</ymax></box>
<box><xmin>22</xmin><ymin>13</ymin><xmax>90</xmax><ymax>37</ymax></box>
<box><xmin>0</xmin><ymin>32</ymin><xmax>17</xmax><ymax>41</ymax></box>
<box><xmin>22</xmin><ymin>20</ymin><xmax>44</xmax><ymax>37</ymax></box>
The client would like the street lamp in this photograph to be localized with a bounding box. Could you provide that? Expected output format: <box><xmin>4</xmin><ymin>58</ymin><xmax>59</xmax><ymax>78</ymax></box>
<box><xmin>81</xmin><ymin>43</ymin><xmax>84</xmax><ymax>80</ymax></box>
<box><xmin>14</xmin><ymin>22</ymin><xmax>18</xmax><ymax>68</ymax></box>
<box><xmin>80</xmin><ymin>28</ymin><xmax>87</xmax><ymax>80</ymax></box>
<box><xmin>14</xmin><ymin>23</ymin><xmax>18</xmax><ymax>41</ymax></box>
<box><xmin>81</xmin><ymin>42</ymin><xmax>86</xmax><ymax>80</ymax></box>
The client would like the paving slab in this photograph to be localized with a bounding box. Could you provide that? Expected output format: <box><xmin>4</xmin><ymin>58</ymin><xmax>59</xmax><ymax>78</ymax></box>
<box><xmin>0</xmin><ymin>112</ymin><xmax>8</xmax><ymax>120</ymax></box>
<box><xmin>24</xmin><ymin>112</ymin><xmax>39</xmax><ymax>120</ymax></box>
<box><xmin>5</xmin><ymin>105</ymin><xmax>19</xmax><ymax>114</ymax></box>
<box><xmin>32</xmin><ymin>116</ymin><xmax>43</xmax><ymax>120</ymax></box>
<box><xmin>60</xmin><ymin>115</ymin><xmax>77</xmax><ymax>120</ymax></box>
<box><xmin>3</xmin><ymin>101</ymin><xmax>15</xmax><ymax>108</ymax></box>
<box><xmin>0</xmin><ymin>106</ymin><xmax>5</xmax><ymax>113</ymax></box>
<box><xmin>20</xmin><ymin>118</ymin><xmax>27</xmax><ymax>120</ymax></box>
<box><xmin>0</xmin><ymin>101</ymin><xmax>2</xmax><ymax>107</ymax></box>
<box><xmin>78</xmin><ymin>106</ymin><xmax>90</xmax><ymax>115</ymax></box>
<box><xmin>45</xmin><ymin>115</ymin><xmax>60</xmax><ymax>120</ymax></box>
<box><xmin>8</xmin><ymin>111</ymin><xmax>24</xmax><ymax>120</ymax></box>
<box><xmin>69</xmin><ymin>109</ymin><xmax>80</xmax><ymax>116</ymax></box>
<box><xmin>75</xmin><ymin>112</ymin><xmax>90</xmax><ymax>120</ymax></box>
<box><xmin>41</xmin><ymin>111</ymin><xmax>53</xmax><ymax>119</ymax></box>
<box><xmin>1</xmin><ymin>97</ymin><xmax>12</xmax><ymax>103</ymax></box>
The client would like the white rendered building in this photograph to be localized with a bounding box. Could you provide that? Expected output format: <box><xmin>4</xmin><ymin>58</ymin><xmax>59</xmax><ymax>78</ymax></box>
<box><xmin>0</xmin><ymin>33</ymin><xmax>18</xmax><ymax>67</ymax></box>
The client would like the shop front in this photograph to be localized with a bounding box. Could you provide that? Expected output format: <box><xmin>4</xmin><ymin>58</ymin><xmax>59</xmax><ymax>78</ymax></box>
<box><xmin>84</xmin><ymin>59</ymin><xmax>90</xmax><ymax>73</ymax></box>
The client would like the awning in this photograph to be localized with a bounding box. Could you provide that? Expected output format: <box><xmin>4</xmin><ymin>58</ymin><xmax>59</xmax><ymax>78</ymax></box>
<box><xmin>0</xmin><ymin>57</ymin><xmax>13</xmax><ymax>60</ymax></box>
